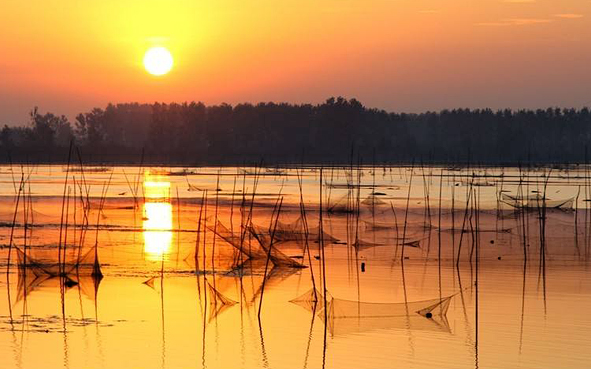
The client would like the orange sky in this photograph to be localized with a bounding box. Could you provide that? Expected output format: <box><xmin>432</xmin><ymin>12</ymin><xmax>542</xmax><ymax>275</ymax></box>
<box><xmin>1</xmin><ymin>0</ymin><xmax>590</xmax><ymax>124</ymax></box>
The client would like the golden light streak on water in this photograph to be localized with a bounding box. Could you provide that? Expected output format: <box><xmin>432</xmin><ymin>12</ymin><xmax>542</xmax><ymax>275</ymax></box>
<box><xmin>143</xmin><ymin>170</ymin><xmax>173</xmax><ymax>260</ymax></box>
<box><xmin>143</xmin><ymin>202</ymin><xmax>173</xmax><ymax>260</ymax></box>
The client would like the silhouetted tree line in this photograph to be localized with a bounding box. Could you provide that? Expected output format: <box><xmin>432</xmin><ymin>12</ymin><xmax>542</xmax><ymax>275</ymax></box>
<box><xmin>2</xmin><ymin>97</ymin><xmax>591</xmax><ymax>164</ymax></box>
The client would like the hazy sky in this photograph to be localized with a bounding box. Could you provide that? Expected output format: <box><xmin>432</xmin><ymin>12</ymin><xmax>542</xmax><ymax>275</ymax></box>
<box><xmin>1</xmin><ymin>0</ymin><xmax>590</xmax><ymax>124</ymax></box>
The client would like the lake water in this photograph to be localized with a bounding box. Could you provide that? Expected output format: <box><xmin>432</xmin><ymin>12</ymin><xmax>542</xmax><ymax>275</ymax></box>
<box><xmin>1</xmin><ymin>165</ymin><xmax>590</xmax><ymax>369</ymax></box>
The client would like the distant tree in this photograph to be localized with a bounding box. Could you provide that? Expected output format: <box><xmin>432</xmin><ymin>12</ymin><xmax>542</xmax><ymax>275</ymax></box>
<box><xmin>75</xmin><ymin>108</ymin><xmax>107</xmax><ymax>146</ymax></box>
<box><xmin>0</xmin><ymin>125</ymin><xmax>14</xmax><ymax>150</ymax></box>
<box><xmin>3</xmin><ymin>99</ymin><xmax>591</xmax><ymax>164</ymax></box>
<box><xmin>28</xmin><ymin>107</ymin><xmax>73</xmax><ymax>148</ymax></box>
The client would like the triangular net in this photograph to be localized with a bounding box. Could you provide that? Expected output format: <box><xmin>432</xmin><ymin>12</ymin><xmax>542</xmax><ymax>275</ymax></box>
<box><xmin>289</xmin><ymin>288</ymin><xmax>328</xmax><ymax>312</ymax></box>
<box><xmin>325</xmin><ymin>294</ymin><xmax>454</xmax><ymax>319</ymax></box>
<box><xmin>206</xmin><ymin>281</ymin><xmax>237</xmax><ymax>322</ymax></box>
<box><xmin>14</xmin><ymin>244</ymin><xmax>101</xmax><ymax>277</ymax></box>
<box><xmin>247</xmin><ymin>226</ymin><xmax>306</xmax><ymax>268</ymax></box>
<box><xmin>500</xmin><ymin>193</ymin><xmax>574</xmax><ymax>210</ymax></box>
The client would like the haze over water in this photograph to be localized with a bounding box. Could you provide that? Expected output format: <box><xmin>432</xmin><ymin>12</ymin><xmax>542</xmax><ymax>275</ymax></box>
<box><xmin>1</xmin><ymin>165</ymin><xmax>590</xmax><ymax>369</ymax></box>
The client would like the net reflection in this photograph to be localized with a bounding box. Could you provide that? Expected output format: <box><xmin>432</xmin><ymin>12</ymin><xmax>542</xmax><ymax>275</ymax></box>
<box><xmin>143</xmin><ymin>172</ymin><xmax>172</xmax><ymax>261</ymax></box>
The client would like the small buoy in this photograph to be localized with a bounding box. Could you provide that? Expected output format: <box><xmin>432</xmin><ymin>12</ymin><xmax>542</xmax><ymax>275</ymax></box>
<box><xmin>425</xmin><ymin>312</ymin><xmax>433</xmax><ymax>319</ymax></box>
<box><xmin>361</xmin><ymin>262</ymin><xmax>366</xmax><ymax>272</ymax></box>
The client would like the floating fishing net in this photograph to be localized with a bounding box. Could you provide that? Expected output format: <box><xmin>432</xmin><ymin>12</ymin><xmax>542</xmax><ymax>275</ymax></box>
<box><xmin>211</xmin><ymin>221</ymin><xmax>267</xmax><ymax>260</ymax></box>
<box><xmin>181</xmin><ymin>222</ymin><xmax>253</xmax><ymax>271</ymax></box>
<box><xmin>205</xmin><ymin>280</ymin><xmax>236</xmax><ymax>322</ymax></box>
<box><xmin>143</xmin><ymin>276</ymin><xmax>158</xmax><ymax>289</ymax></box>
<box><xmin>254</xmin><ymin>267</ymin><xmax>300</xmax><ymax>304</ymax></box>
<box><xmin>14</xmin><ymin>269</ymin><xmax>53</xmax><ymax>304</ymax></box>
<box><xmin>13</xmin><ymin>251</ymin><xmax>101</xmax><ymax>305</ymax></box>
<box><xmin>291</xmin><ymin>289</ymin><xmax>453</xmax><ymax>318</ymax></box>
<box><xmin>324</xmin><ymin>313</ymin><xmax>451</xmax><ymax>337</ymax></box>
<box><xmin>14</xmin><ymin>244</ymin><xmax>102</xmax><ymax>277</ymax></box>
<box><xmin>361</xmin><ymin>195</ymin><xmax>387</xmax><ymax>207</ymax></box>
<box><xmin>269</xmin><ymin>218</ymin><xmax>307</xmax><ymax>242</ymax></box>
<box><xmin>365</xmin><ymin>217</ymin><xmax>433</xmax><ymax>236</ymax></box>
<box><xmin>362</xmin><ymin>220</ymin><xmax>397</xmax><ymax>230</ymax></box>
<box><xmin>289</xmin><ymin>288</ymin><xmax>328</xmax><ymax>312</ymax></box>
<box><xmin>352</xmin><ymin>239</ymin><xmax>386</xmax><ymax>251</ymax></box>
<box><xmin>74</xmin><ymin>274</ymin><xmax>102</xmax><ymax>303</ymax></box>
<box><xmin>183</xmin><ymin>223</ymin><xmax>246</xmax><ymax>271</ymax></box>
<box><xmin>291</xmin><ymin>289</ymin><xmax>455</xmax><ymax>336</ymax></box>
<box><xmin>208</xmin><ymin>221</ymin><xmax>305</xmax><ymax>268</ymax></box>
<box><xmin>250</xmin><ymin>223</ymin><xmax>298</xmax><ymax>243</ymax></box>
<box><xmin>401</xmin><ymin>239</ymin><xmax>421</xmax><ymax>248</ymax></box>
<box><xmin>327</xmin><ymin>192</ymin><xmax>354</xmax><ymax>213</ymax></box>
<box><xmin>207</xmin><ymin>281</ymin><xmax>237</xmax><ymax>306</ymax></box>
<box><xmin>247</xmin><ymin>227</ymin><xmax>306</xmax><ymax>268</ymax></box>
<box><xmin>351</xmin><ymin>238</ymin><xmax>421</xmax><ymax>251</ymax></box>
<box><xmin>324</xmin><ymin>294</ymin><xmax>453</xmax><ymax>319</ymax></box>
<box><xmin>251</xmin><ymin>218</ymin><xmax>339</xmax><ymax>244</ymax></box>
<box><xmin>306</xmin><ymin>226</ymin><xmax>340</xmax><ymax>243</ymax></box>
<box><xmin>500</xmin><ymin>193</ymin><xmax>574</xmax><ymax>210</ymax></box>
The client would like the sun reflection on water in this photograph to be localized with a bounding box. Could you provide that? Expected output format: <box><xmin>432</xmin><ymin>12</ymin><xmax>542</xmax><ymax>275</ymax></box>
<box><xmin>143</xmin><ymin>171</ymin><xmax>172</xmax><ymax>261</ymax></box>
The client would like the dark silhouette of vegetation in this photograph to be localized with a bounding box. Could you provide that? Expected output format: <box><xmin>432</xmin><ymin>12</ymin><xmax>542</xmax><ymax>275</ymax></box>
<box><xmin>2</xmin><ymin>97</ymin><xmax>591</xmax><ymax>165</ymax></box>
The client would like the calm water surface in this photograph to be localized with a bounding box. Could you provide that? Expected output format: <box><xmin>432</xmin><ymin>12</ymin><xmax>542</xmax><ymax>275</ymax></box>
<box><xmin>0</xmin><ymin>165</ymin><xmax>590</xmax><ymax>369</ymax></box>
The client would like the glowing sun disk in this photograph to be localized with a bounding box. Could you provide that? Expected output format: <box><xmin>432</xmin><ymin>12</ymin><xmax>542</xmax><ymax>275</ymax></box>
<box><xmin>143</xmin><ymin>47</ymin><xmax>173</xmax><ymax>76</ymax></box>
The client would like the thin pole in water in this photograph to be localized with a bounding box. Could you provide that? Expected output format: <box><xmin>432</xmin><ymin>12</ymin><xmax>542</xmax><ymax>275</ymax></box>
<box><xmin>400</xmin><ymin>162</ymin><xmax>414</xmax><ymax>263</ymax></box>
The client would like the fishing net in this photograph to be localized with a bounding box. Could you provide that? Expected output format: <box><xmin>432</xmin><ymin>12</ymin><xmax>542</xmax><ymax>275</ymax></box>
<box><xmin>14</xmin><ymin>269</ymin><xmax>54</xmax><ymax>305</ymax></box>
<box><xmin>266</xmin><ymin>219</ymin><xmax>307</xmax><ymax>242</ymax></box>
<box><xmin>247</xmin><ymin>227</ymin><xmax>306</xmax><ymax>268</ymax></box>
<box><xmin>205</xmin><ymin>281</ymin><xmax>237</xmax><ymax>322</ymax></box>
<box><xmin>363</xmin><ymin>220</ymin><xmax>397</xmax><ymax>230</ymax></box>
<box><xmin>327</xmin><ymin>192</ymin><xmax>354</xmax><ymax>213</ymax></box>
<box><xmin>306</xmin><ymin>226</ymin><xmax>340</xmax><ymax>243</ymax></box>
<box><xmin>251</xmin><ymin>218</ymin><xmax>339</xmax><ymax>244</ymax></box>
<box><xmin>500</xmin><ymin>193</ymin><xmax>574</xmax><ymax>210</ymax></box>
<box><xmin>351</xmin><ymin>238</ymin><xmax>421</xmax><ymax>251</ymax></box>
<box><xmin>292</xmin><ymin>289</ymin><xmax>453</xmax><ymax>318</ymax></box>
<box><xmin>401</xmin><ymin>239</ymin><xmax>421</xmax><ymax>248</ymax></box>
<box><xmin>361</xmin><ymin>195</ymin><xmax>387</xmax><ymax>207</ymax></box>
<box><xmin>14</xmin><ymin>245</ymin><xmax>102</xmax><ymax>277</ymax></box>
<box><xmin>352</xmin><ymin>239</ymin><xmax>386</xmax><ymax>251</ymax></box>
<box><xmin>291</xmin><ymin>288</ymin><xmax>455</xmax><ymax>336</ymax></box>
<box><xmin>209</xmin><ymin>221</ymin><xmax>305</xmax><ymax>268</ymax></box>
<box><xmin>183</xmin><ymin>224</ymin><xmax>245</xmax><ymax>271</ymax></box>
<box><xmin>142</xmin><ymin>276</ymin><xmax>158</xmax><ymax>289</ymax></box>
<box><xmin>324</xmin><ymin>313</ymin><xmax>451</xmax><ymax>336</ymax></box>
<box><xmin>13</xmin><ymin>252</ymin><xmax>101</xmax><ymax>305</ymax></box>
<box><xmin>324</xmin><ymin>294</ymin><xmax>453</xmax><ymax>319</ymax></box>
<box><xmin>211</xmin><ymin>221</ymin><xmax>267</xmax><ymax>259</ymax></box>
<box><xmin>289</xmin><ymin>288</ymin><xmax>328</xmax><ymax>312</ymax></box>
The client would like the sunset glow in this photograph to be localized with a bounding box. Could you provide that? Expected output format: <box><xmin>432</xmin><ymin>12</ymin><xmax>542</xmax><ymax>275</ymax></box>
<box><xmin>1</xmin><ymin>1</ymin><xmax>589</xmax><ymax>123</ymax></box>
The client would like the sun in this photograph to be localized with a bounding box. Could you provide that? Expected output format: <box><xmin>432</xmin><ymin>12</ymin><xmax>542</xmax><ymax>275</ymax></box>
<box><xmin>143</xmin><ymin>47</ymin><xmax>173</xmax><ymax>76</ymax></box>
